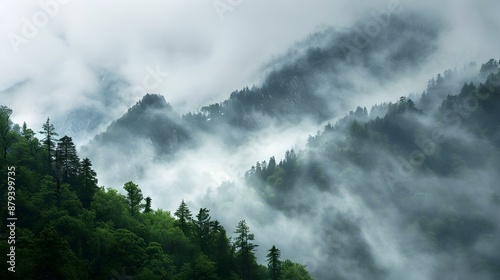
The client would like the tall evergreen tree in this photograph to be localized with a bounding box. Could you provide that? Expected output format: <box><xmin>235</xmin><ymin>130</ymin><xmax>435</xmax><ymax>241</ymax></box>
<box><xmin>0</xmin><ymin>106</ymin><xmax>13</xmax><ymax>160</ymax></box>
<box><xmin>56</xmin><ymin>136</ymin><xmax>80</xmax><ymax>184</ymax></box>
<box><xmin>78</xmin><ymin>158</ymin><xmax>98</xmax><ymax>209</ymax></box>
<box><xmin>39</xmin><ymin>117</ymin><xmax>58</xmax><ymax>173</ymax></box>
<box><xmin>266</xmin><ymin>156</ymin><xmax>276</xmax><ymax>178</ymax></box>
<box><xmin>144</xmin><ymin>196</ymin><xmax>152</xmax><ymax>213</ymax></box>
<box><xmin>210</xmin><ymin>226</ymin><xmax>234</xmax><ymax>278</ymax></box>
<box><xmin>234</xmin><ymin>220</ymin><xmax>258</xmax><ymax>280</ymax></box>
<box><xmin>20</xmin><ymin>122</ymin><xmax>42</xmax><ymax>171</ymax></box>
<box><xmin>267</xmin><ymin>245</ymin><xmax>282</xmax><ymax>280</ymax></box>
<box><xmin>123</xmin><ymin>181</ymin><xmax>144</xmax><ymax>216</ymax></box>
<box><xmin>21</xmin><ymin>122</ymin><xmax>35</xmax><ymax>141</ymax></box>
<box><xmin>193</xmin><ymin>208</ymin><xmax>212</xmax><ymax>254</ymax></box>
<box><xmin>174</xmin><ymin>200</ymin><xmax>193</xmax><ymax>235</ymax></box>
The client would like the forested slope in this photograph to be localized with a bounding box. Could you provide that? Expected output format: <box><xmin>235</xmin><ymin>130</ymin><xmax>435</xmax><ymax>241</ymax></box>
<box><xmin>0</xmin><ymin>111</ymin><xmax>311</xmax><ymax>279</ymax></box>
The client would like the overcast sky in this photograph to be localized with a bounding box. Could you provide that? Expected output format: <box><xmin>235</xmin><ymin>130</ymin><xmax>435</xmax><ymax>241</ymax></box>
<box><xmin>1</xmin><ymin>0</ymin><xmax>500</xmax><ymax>138</ymax></box>
<box><xmin>2</xmin><ymin>2</ymin><xmax>499</xmax><ymax>277</ymax></box>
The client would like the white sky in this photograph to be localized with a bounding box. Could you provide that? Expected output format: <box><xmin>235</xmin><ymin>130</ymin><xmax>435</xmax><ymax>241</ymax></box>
<box><xmin>1</xmin><ymin>0</ymin><xmax>499</xmax><ymax>136</ymax></box>
<box><xmin>1</xmin><ymin>2</ymin><xmax>499</xmax><ymax>276</ymax></box>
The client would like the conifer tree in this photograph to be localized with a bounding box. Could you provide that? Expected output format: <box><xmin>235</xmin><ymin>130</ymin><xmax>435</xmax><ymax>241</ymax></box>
<box><xmin>267</xmin><ymin>245</ymin><xmax>282</xmax><ymax>280</ymax></box>
<box><xmin>123</xmin><ymin>181</ymin><xmax>144</xmax><ymax>216</ymax></box>
<box><xmin>56</xmin><ymin>136</ymin><xmax>80</xmax><ymax>184</ymax></box>
<box><xmin>174</xmin><ymin>200</ymin><xmax>192</xmax><ymax>235</ymax></box>
<box><xmin>144</xmin><ymin>197</ymin><xmax>152</xmax><ymax>213</ymax></box>
<box><xmin>234</xmin><ymin>220</ymin><xmax>258</xmax><ymax>280</ymax></box>
<box><xmin>78</xmin><ymin>158</ymin><xmax>98</xmax><ymax>208</ymax></box>
<box><xmin>0</xmin><ymin>106</ymin><xmax>13</xmax><ymax>161</ymax></box>
<box><xmin>193</xmin><ymin>208</ymin><xmax>212</xmax><ymax>254</ymax></box>
<box><xmin>39</xmin><ymin>117</ymin><xmax>58</xmax><ymax>173</ymax></box>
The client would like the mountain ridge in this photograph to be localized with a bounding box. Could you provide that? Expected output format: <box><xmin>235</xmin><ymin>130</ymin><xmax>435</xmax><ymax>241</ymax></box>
<box><xmin>83</xmin><ymin>12</ymin><xmax>443</xmax><ymax>165</ymax></box>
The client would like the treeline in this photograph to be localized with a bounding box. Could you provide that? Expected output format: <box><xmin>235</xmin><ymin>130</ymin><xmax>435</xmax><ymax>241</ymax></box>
<box><xmin>0</xmin><ymin>111</ymin><xmax>312</xmax><ymax>279</ymax></box>
<box><xmin>248</xmin><ymin>60</ymin><xmax>500</xmax><ymax>199</ymax></box>
<box><xmin>244</xmin><ymin>61</ymin><xmax>500</xmax><ymax>278</ymax></box>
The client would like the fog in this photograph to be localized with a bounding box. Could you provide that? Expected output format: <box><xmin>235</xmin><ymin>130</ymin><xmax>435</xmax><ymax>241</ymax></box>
<box><xmin>2</xmin><ymin>0</ymin><xmax>500</xmax><ymax>144</ymax></box>
<box><xmin>82</xmin><ymin>64</ymin><xmax>499</xmax><ymax>279</ymax></box>
<box><xmin>2</xmin><ymin>0</ymin><xmax>500</xmax><ymax>279</ymax></box>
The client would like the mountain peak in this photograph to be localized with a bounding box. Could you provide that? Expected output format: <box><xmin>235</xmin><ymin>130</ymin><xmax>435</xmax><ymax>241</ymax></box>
<box><xmin>137</xmin><ymin>93</ymin><xmax>171</xmax><ymax>110</ymax></box>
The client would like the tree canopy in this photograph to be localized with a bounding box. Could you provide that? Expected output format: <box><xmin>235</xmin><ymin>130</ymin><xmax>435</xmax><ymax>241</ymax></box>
<box><xmin>0</xmin><ymin>112</ymin><xmax>310</xmax><ymax>279</ymax></box>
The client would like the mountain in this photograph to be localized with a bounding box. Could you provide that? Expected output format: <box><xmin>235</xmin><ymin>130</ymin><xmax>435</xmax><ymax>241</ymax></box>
<box><xmin>83</xmin><ymin>13</ymin><xmax>442</xmax><ymax>168</ymax></box>
<box><xmin>0</xmin><ymin>112</ymin><xmax>313</xmax><ymax>280</ymax></box>
<box><xmin>75</xmin><ymin>11</ymin><xmax>500</xmax><ymax>279</ymax></box>
<box><xmin>52</xmin><ymin>70</ymin><xmax>131</xmax><ymax>147</ymax></box>
<box><xmin>3</xmin><ymin>59</ymin><xmax>498</xmax><ymax>280</ymax></box>
<box><xmin>91</xmin><ymin>94</ymin><xmax>188</xmax><ymax>155</ymax></box>
<box><xmin>237</xmin><ymin>60</ymin><xmax>500</xmax><ymax>279</ymax></box>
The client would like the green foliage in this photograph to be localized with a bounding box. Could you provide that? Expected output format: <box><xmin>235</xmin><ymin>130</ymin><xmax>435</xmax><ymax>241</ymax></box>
<box><xmin>39</xmin><ymin>117</ymin><xmax>58</xmax><ymax>173</ymax></box>
<box><xmin>267</xmin><ymin>245</ymin><xmax>282</xmax><ymax>280</ymax></box>
<box><xmin>176</xmin><ymin>254</ymin><xmax>218</xmax><ymax>280</ymax></box>
<box><xmin>234</xmin><ymin>220</ymin><xmax>259</xmax><ymax>280</ymax></box>
<box><xmin>0</xmin><ymin>105</ymin><xmax>14</xmax><ymax>161</ymax></box>
<box><xmin>55</xmin><ymin>135</ymin><xmax>80</xmax><ymax>184</ymax></box>
<box><xmin>193</xmin><ymin>208</ymin><xmax>212</xmax><ymax>254</ymax></box>
<box><xmin>36</xmin><ymin>227</ymin><xmax>88</xmax><ymax>279</ymax></box>
<box><xmin>123</xmin><ymin>181</ymin><xmax>144</xmax><ymax>216</ymax></box>
<box><xmin>77</xmin><ymin>158</ymin><xmax>99</xmax><ymax>208</ymax></box>
<box><xmin>0</xmin><ymin>113</ymin><xmax>312</xmax><ymax>279</ymax></box>
<box><xmin>144</xmin><ymin>196</ymin><xmax>152</xmax><ymax>213</ymax></box>
<box><xmin>174</xmin><ymin>199</ymin><xmax>192</xmax><ymax>235</ymax></box>
<box><xmin>279</xmin><ymin>260</ymin><xmax>313</xmax><ymax>280</ymax></box>
<box><xmin>244</xmin><ymin>61</ymin><xmax>500</xmax><ymax>279</ymax></box>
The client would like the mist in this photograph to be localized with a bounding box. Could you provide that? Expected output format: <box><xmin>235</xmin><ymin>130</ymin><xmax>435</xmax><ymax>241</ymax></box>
<box><xmin>2</xmin><ymin>0</ymin><xmax>500</xmax><ymax>279</ymax></box>
<box><xmin>2</xmin><ymin>0</ymin><xmax>499</xmax><ymax>143</ymax></box>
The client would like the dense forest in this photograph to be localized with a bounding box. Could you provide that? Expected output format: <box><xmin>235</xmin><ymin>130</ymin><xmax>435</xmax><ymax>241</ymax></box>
<box><xmin>241</xmin><ymin>60</ymin><xmax>500</xmax><ymax>279</ymax></box>
<box><xmin>2</xmin><ymin>57</ymin><xmax>500</xmax><ymax>279</ymax></box>
<box><xmin>0</xmin><ymin>111</ymin><xmax>312</xmax><ymax>279</ymax></box>
<box><xmin>3</xmin><ymin>0</ymin><xmax>500</xmax><ymax>278</ymax></box>
<box><xmin>83</xmin><ymin>14</ymin><xmax>442</xmax><ymax>162</ymax></box>
<box><xmin>3</xmin><ymin>58</ymin><xmax>499</xmax><ymax>279</ymax></box>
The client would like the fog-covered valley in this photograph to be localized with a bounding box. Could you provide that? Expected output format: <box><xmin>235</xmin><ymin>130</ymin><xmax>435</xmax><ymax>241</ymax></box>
<box><xmin>2</xmin><ymin>1</ymin><xmax>500</xmax><ymax>279</ymax></box>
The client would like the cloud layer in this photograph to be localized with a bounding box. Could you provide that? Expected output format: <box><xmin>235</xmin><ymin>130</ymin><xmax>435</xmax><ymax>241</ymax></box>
<box><xmin>2</xmin><ymin>0</ymin><xmax>499</xmax><ymax>143</ymax></box>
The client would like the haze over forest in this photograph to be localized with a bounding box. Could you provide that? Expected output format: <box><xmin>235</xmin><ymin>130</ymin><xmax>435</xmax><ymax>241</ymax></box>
<box><xmin>1</xmin><ymin>0</ymin><xmax>500</xmax><ymax>279</ymax></box>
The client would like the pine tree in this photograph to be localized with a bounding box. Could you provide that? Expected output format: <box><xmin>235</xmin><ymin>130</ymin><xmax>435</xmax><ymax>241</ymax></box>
<box><xmin>144</xmin><ymin>197</ymin><xmax>152</xmax><ymax>213</ymax></box>
<box><xmin>234</xmin><ymin>220</ymin><xmax>258</xmax><ymax>280</ymax></box>
<box><xmin>21</xmin><ymin>122</ymin><xmax>41</xmax><ymax>171</ymax></box>
<box><xmin>193</xmin><ymin>208</ymin><xmax>212</xmax><ymax>254</ymax></box>
<box><xmin>55</xmin><ymin>136</ymin><xmax>80</xmax><ymax>184</ymax></box>
<box><xmin>0</xmin><ymin>106</ymin><xmax>13</xmax><ymax>160</ymax></box>
<box><xmin>123</xmin><ymin>181</ymin><xmax>144</xmax><ymax>216</ymax></box>
<box><xmin>267</xmin><ymin>245</ymin><xmax>282</xmax><ymax>280</ymax></box>
<box><xmin>267</xmin><ymin>156</ymin><xmax>276</xmax><ymax>177</ymax></box>
<box><xmin>78</xmin><ymin>158</ymin><xmax>98</xmax><ymax>209</ymax></box>
<box><xmin>39</xmin><ymin>117</ymin><xmax>58</xmax><ymax>173</ymax></box>
<box><xmin>174</xmin><ymin>200</ymin><xmax>192</xmax><ymax>235</ymax></box>
<box><xmin>21</xmin><ymin>122</ymin><xmax>35</xmax><ymax>141</ymax></box>
<box><xmin>210</xmin><ymin>226</ymin><xmax>233</xmax><ymax>278</ymax></box>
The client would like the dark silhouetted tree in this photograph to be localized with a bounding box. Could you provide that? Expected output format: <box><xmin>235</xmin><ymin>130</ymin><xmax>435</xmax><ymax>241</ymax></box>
<box><xmin>0</xmin><ymin>106</ymin><xmax>13</xmax><ymax>160</ymax></box>
<box><xmin>234</xmin><ymin>220</ymin><xmax>258</xmax><ymax>280</ymax></box>
<box><xmin>77</xmin><ymin>158</ymin><xmax>98</xmax><ymax>208</ymax></box>
<box><xmin>144</xmin><ymin>196</ymin><xmax>152</xmax><ymax>213</ymax></box>
<box><xmin>267</xmin><ymin>245</ymin><xmax>282</xmax><ymax>280</ymax></box>
<box><xmin>174</xmin><ymin>199</ymin><xmax>192</xmax><ymax>235</ymax></box>
<box><xmin>193</xmin><ymin>208</ymin><xmax>212</xmax><ymax>254</ymax></box>
<box><xmin>39</xmin><ymin>117</ymin><xmax>58</xmax><ymax>173</ymax></box>
<box><xmin>55</xmin><ymin>136</ymin><xmax>80</xmax><ymax>184</ymax></box>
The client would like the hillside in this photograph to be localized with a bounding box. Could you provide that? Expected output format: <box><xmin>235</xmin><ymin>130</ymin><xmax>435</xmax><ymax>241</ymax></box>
<box><xmin>240</xmin><ymin>60</ymin><xmax>500</xmax><ymax>279</ymax></box>
<box><xmin>83</xmin><ymin>13</ymin><xmax>441</xmax><ymax>166</ymax></box>
<box><xmin>0</xmin><ymin>109</ymin><xmax>312</xmax><ymax>279</ymax></box>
